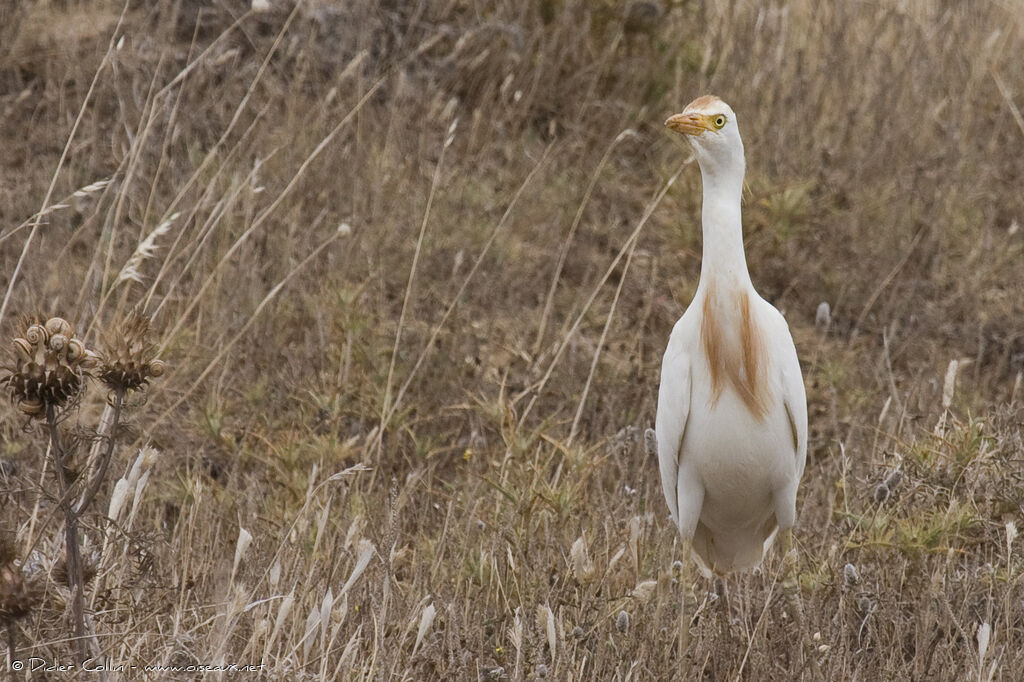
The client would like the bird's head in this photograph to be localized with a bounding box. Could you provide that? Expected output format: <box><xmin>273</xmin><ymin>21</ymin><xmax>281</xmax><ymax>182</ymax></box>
<box><xmin>665</xmin><ymin>96</ymin><xmax>744</xmax><ymax>178</ymax></box>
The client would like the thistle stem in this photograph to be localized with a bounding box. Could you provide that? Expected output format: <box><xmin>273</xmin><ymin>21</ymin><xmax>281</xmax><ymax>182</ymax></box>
<box><xmin>74</xmin><ymin>388</ymin><xmax>125</xmax><ymax>515</ymax></box>
<box><xmin>45</xmin><ymin>404</ymin><xmax>91</xmax><ymax>664</ymax></box>
<box><xmin>6</xmin><ymin>617</ymin><xmax>14</xmax><ymax>670</ymax></box>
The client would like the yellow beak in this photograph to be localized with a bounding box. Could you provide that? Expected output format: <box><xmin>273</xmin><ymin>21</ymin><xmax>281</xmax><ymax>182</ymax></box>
<box><xmin>665</xmin><ymin>112</ymin><xmax>713</xmax><ymax>136</ymax></box>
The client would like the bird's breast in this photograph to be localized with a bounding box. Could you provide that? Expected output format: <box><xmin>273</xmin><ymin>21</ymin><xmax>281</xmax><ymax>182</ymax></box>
<box><xmin>698</xmin><ymin>284</ymin><xmax>771</xmax><ymax>420</ymax></box>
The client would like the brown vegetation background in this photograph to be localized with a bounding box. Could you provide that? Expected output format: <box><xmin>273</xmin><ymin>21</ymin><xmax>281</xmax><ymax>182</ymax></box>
<box><xmin>1</xmin><ymin>0</ymin><xmax>1023</xmax><ymax>679</ymax></box>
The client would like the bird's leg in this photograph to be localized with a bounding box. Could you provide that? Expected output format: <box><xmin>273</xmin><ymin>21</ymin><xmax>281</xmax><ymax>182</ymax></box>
<box><xmin>780</xmin><ymin>527</ymin><xmax>821</xmax><ymax>678</ymax></box>
<box><xmin>715</xmin><ymin>575</ymin><xmax>731</xmax><ymax>645</ymax></box>
<box><xmin>705</xmin><ymin>575</ymin><xmax>733</xmax><ymax>679</ymax></box>
<box><xmin>675</xmin><ymin>542</ymin><xmax>693</xmax><ymax>673</ymax></box>
<box><xmin>780</xmin><ymin>526</ymin><xmax>799</xmax><ymax>619</ymax></box>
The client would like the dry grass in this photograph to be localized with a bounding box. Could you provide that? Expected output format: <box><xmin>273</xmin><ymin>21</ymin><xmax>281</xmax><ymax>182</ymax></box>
<box><xmin>1</xmin><ymin>0</ymin><xmax>1023</xmax><ymax>679</ymax></box>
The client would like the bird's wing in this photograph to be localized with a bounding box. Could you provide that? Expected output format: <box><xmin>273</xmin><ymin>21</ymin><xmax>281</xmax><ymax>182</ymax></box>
<box><xmin>775</xmin><ymin>321</ymin><xmax>808</xmax><ymax>478</ymax></box>
<box><xmin>655</xmin><ymin>344</ymin><xmax>691</xmax><ymax>525</ymax></box>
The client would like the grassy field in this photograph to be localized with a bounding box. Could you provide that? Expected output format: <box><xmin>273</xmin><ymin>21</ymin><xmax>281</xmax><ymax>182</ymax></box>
<box><xmin>1</xmin><ymin>0</ymin><xmax>1023</xmax><ymax>679</ymax></box>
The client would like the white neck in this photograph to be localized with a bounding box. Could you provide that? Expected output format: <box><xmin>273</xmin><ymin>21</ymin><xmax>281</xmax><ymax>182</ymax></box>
<box><xmin>696</xmin><ymin>154</ymin><xmax>750</xmax><ymax>292</ymax></box>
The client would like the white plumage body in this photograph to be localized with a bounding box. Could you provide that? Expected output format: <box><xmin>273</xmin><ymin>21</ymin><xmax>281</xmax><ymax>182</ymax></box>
<box><xmin>656</xmin><ymin>284</ymin><xmax>806</xmax><ymax>574</ymax></box>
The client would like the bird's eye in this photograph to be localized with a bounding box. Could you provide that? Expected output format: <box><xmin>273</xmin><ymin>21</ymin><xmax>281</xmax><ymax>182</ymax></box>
<box><xmin>713</xmin><ymin>115</ymin><xmax>727</xmax><ymax>129</ymax></box>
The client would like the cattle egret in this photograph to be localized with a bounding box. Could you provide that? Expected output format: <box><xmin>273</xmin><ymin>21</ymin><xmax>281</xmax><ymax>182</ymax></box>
<box><xmin>648</xmin><ymin>95</ymin><xmax>810</xmax><ymax>661</ymax></box>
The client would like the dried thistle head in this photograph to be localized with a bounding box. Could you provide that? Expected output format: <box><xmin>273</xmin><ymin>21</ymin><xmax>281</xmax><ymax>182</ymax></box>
<box><xmin>0</xmin><ymin>537</ymin><xmax>40</xmax><ymax>621</ymax></box>
<box><xmin>1</xmin><ymin>316</ymin><xmax>97</xmax><ymax>417</ymax></box>
<box><xmin>0</xmin><ymin>563</ymin><xmax>39</xmax><ymax>621</ymax></box>
<box><xmin>98</xmin><ymin>312</ymin><xmax>166</xmax><ymax>392</ymax></box>
<box><xmin>52</xmin><ymin>557</ymin><xmax>98</xmax><ymax>587</ymax></box>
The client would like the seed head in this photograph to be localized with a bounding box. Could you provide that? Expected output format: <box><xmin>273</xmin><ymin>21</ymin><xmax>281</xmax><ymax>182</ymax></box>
<box><xmin>2</xmin><ymin>317</ymin><xmax>96</xmax><ymax>417</ymax></box>
<box><xmin>484</xmin><ymin>666</ymin><xmax>507</xmax><ymax>680</ymax></box>
<box><xmin>883</xmin><ymin>469</ymin><xmax>902</xmax><ymax>490</ymax></box>
<box><xmin>815</xmin><ymin>301</ymin><xmax>831</xmax><ymax>329</ymax></box>
<box><xmin>570</xmin><ymin>535</ymin><xmax>594</xmax><ymax>581</ymax></box>
<box><xmin>97</xmin><ymin>312</ymin><xmax>166</xmax><ymax>392</ymax></box>
<box><xmin>843</xmin><ymin>563</ymin><xmax>860</xmax><ymax>587</ymax></box>
<box><xmin>615</xmin><ymin>610</ymin><xmax>630</xmax><ymax>634</ymax></box>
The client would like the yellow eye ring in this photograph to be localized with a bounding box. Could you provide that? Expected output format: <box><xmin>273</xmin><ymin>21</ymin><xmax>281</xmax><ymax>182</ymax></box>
<box><xmin>713</xmin><ymin>115</ymin><xmax>727</xmax><ymax>129</ymax></box>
